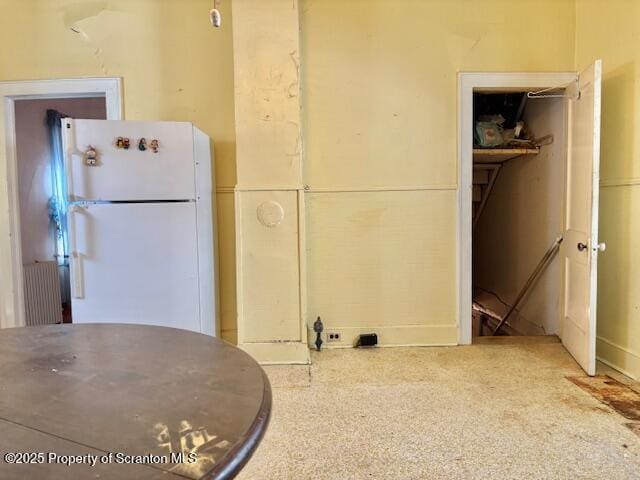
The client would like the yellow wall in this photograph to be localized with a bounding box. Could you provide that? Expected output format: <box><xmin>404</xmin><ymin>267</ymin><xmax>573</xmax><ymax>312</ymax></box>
<box><xmin>0</xmin><ymin>0</ymin><xmax>238</xmax><ymax>341</ymax></box>
<box><xmin>2</xmin><ymin>0</ymin><xmax>636</xmax><ymax>373</ymax></box>
<box><xmin>576</xmin><ymin>0</ymin><xmax>640</xmax><ymax>379</ymax></box>
<box><xmin>301</xmin><ymin>0</ymin><xmax>576</xmax><ymax>346</ymax></box>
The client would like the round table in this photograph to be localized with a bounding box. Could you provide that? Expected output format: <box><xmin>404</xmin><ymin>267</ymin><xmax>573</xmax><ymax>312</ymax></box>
<box><xmin>0</xmin><ymin>324</ymin><xmax>271</xmax><ymax>480</ymax></box>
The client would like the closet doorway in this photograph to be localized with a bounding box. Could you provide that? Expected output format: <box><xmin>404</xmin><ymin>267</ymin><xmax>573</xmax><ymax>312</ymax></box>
<box><xmin>457</xmin><ymin>63</ymin><xmax>604</xmax><ymax>375</ymax></box>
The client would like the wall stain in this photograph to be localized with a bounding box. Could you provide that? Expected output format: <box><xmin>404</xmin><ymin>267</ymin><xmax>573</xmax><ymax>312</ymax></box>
<box><xmin>61</xmin><ymin>1</ymin><xmax>112</xmax><ymax>74</ymax></box>
<box><xmin>286</xmin><ymin>120</ymin><xmax>301</xmax><ymax>158</ymax></box>
<box><xmin>61</xmin><ymin>1</ymin><xmax>109</xmax><ymax>29</ymax></box>
<box><xmin>287</xmin><ymin>49</ymin><xmax>300</xmax><ymax>98</ymax></box>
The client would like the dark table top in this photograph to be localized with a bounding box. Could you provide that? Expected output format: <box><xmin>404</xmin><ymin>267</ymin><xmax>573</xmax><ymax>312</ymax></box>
<box><xmin>0</xmin><ymin>324</ymin><xmax>271</xmax><ymax>480</ymax></box>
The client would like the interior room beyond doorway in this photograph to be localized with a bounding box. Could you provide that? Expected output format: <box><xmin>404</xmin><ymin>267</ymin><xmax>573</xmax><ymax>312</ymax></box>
<box><xmin>15</xmin><ymin>96</ymin><xmax>107</xmax><ymax>325</ymax></box>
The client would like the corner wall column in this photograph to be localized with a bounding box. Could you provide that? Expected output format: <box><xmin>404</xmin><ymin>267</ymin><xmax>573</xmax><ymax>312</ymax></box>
<box><xmin>232</xmin><ymin>0</ymin><xmax>309</xmax><ymax>364</ymax></box>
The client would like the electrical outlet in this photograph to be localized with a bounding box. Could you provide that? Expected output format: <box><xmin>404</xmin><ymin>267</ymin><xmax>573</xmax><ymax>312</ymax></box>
<box><xmin>327</xmin><ymin>332</ymin><xmax>341</xmax><ymax>342</ymax></box>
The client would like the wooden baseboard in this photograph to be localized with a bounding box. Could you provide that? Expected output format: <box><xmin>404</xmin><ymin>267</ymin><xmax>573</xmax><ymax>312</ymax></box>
<box><xmin>306</xmin><ymin>324</ymin><xmax>458</xmax><ymax>348</ymax></box>
<box><xmin>597</xmin><ymin>336</ymin><xmax>640</xmax><ymax>381</ymax></box>
<box><xmin>239</xmin><ymin>341</ymin><xmax>310</xmax><ymax>365</ymax></box>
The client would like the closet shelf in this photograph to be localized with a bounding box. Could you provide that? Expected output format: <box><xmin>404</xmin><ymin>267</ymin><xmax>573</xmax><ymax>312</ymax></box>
<box><xmin>473</xmin><ymin>147</ymin><xmax>539</xmax><ymax>163</ymax></box>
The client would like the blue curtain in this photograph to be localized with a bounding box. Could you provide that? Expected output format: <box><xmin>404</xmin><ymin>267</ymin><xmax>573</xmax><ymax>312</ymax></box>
<box><xmin>46</xmin><ymin>110</ymin><xmax>69</xmax><ymax>267</ymax></box>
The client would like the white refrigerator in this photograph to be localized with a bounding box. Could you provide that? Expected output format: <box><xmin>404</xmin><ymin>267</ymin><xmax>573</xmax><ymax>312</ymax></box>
<box><xmin>62</xmin><ymin>119</ymin><xmax>218</xmax><ymax>336</ymax></box>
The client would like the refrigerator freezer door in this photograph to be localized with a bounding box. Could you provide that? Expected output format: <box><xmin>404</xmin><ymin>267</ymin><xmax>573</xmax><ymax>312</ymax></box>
<box><xmin>65</xmin><ymin>119</ymin><xmax>196</xmax><ymax>201</ymax></box>
<box><xmin>69</xmin><ymin>202</ymin><xmax>202</xmax><ymax>332</ymax></box>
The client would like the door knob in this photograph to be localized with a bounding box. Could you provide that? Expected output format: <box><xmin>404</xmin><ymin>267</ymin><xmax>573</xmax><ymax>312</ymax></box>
<box><xmin>577</xmin><ymin>242</ymin><xmax>588</xmax><ymax>252</ymax></box>
<box><xmin>594</xmin><ymin>242</ymin><xmax>606</xmax><ymax>252</ymax></box>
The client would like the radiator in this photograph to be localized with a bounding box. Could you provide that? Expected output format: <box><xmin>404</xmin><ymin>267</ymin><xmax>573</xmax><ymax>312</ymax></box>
<box><xmin>23</xmin><ymin>261</ymin><xmax>63</xmax><ymax>326</ymax></box>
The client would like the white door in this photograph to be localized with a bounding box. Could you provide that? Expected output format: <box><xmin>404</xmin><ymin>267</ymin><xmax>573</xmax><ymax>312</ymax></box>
<box><xmin>64</xmin><ymin>119</ymin><xmax>196</xmax><ymax>201</ymax></box>
<box><xmin>561</xmin><ymin>60</ymin><xmax>603</xmax><ymax>375</ymax></box>
<box><xmin>69</xmin><ymin>202</ymin><xmax>202</xmax><ymax>333</ymax></box>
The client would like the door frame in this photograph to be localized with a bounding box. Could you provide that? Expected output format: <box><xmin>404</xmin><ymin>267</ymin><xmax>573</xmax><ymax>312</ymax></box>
<box><xmin>0</xmin><ymin>78</ymin><xmax>123</xmax><ymax>329</ymax></box>
<box><xmin>456</xmin><ymin>72</ymin><xmax>576</xmax><ymax>344</ymax></box>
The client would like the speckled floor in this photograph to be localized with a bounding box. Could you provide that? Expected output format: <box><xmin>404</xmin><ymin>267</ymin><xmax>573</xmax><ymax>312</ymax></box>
<box><xmin>238</xmin><ymin>339</ymin><xmax>640</xmax><ymax>480</ymax></box>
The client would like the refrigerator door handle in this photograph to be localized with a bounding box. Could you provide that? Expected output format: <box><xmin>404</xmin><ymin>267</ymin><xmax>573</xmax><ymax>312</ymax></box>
<box><xmin>62</xmin><ymin>118</ymin><xmax>80</xmax><ymax>201</ymax></box>
<box><xmin>71</xmin><ymin>252</ymin><xmax>84</xmax><ymax>299</ymax></box>
<box><xmin>69</xmin><ymin>205</ymin><xmax>84</xmax><ymax>299</ymax></box>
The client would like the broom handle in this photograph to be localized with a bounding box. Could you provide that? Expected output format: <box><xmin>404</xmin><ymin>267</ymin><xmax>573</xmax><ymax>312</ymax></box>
<box><xmin>492</xmin><ymin>236</ymin><xmax>563</xmax><ymax>336</ymax></box>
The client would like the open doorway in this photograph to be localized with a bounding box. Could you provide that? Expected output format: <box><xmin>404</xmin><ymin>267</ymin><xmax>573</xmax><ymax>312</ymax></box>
<box><xmin>471</xmin><ymin>90</ymin><xmax>565</xmax><ymax>337</ymax></box>
<box><xmin>0</xmin><ymin>78</ymin><xmax>122</xmax><ymax>330</ymax></box>
<box><xmin>15</xmin><ymin>97</ymin><xmax>107</xmax><ymax>325</ymax></box>
<box><xmin>458</xmin><ymin>64</ymin><xmax>604</xmax><ymax>375</ymax></box>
